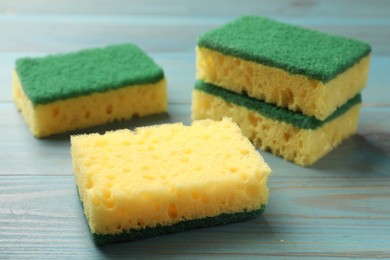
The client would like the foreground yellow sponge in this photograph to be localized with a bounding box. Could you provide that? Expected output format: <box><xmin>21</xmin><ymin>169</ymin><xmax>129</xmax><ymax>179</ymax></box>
<box><xmin>71</xmin><ymin>118</ymin><xmax>271</xmax><ymax>245</ymax></box>
<box><xmin>13</xmin><ymin>44</ymin><xmax>167</xmax><ymax>137</ymax></box>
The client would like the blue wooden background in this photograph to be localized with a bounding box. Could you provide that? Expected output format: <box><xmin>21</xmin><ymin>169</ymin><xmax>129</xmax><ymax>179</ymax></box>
<box><xmin>0</xmin><ymin>0</ymin><xmax>389</xmax><ymax>258</ymax></box>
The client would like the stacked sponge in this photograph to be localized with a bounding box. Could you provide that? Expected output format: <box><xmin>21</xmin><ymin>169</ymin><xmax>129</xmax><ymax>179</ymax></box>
<box><xmin>192</xmin><ymin>16</ymin><xmax>371</xmax><ymax>166</ymax></box>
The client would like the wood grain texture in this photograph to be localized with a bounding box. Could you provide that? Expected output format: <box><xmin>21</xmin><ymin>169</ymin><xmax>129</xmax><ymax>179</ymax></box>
<box><xmin>1</xmin><ymin>0</ymin><xmax>390</xmax><ymax>19</ymax></box>
<box><xmin>1</xmin><ymin>15</ymin><xmax>389</xmax><ymax>54</ymax></box>
<box><xmin>1</xmin><ymin>159</ymin><xmax>389</xmax><ymax>258</ymax></box>
<box><xmin>0</xmin><ymin>0</ymin><xmax>389</xmax><ymax>258</ymax></box>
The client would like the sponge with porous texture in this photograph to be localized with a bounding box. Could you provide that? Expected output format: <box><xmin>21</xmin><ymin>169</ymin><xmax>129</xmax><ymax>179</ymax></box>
<box><xmin>196</xmin><ymin>15</ymin><xmax>370</xmax><ymax>120</ymax></box>
<box><xmin>194</xmin><ymin>80</ymin><xmax>361</xmax><ymax>130</ymax></box>
<box><xmin>13</xmin><ymin>43</ymin><xmax>167</xmax><ymax>137</ymax></box>
<box><xmin>192</xmin><ymin>81</ymin><xmax>362</xmax><ymax>166</ymax></box>
<box><xmin>71</xmin><ymin>118</ymin><xmax>271</xmax><ymax>245</ymax></box>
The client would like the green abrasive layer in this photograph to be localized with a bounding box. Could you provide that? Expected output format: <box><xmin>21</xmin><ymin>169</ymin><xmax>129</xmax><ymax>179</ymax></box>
<box><xmin>197</xmin><ymin>16</ymin><xmax>371</xmax><ymax>83</ymax></box>
<box><xmin>16</xmin><ymin>43</ymin><xmax>164</xmax><ymax>105</ymax></box>
<box><xmin>195</xmin><ymin>80</ymin><xmax>361</xmax><ymax>130</ymax></box>
<box><xmin>92</xmin><ymin>205</ymin><xmax>266</xmax><ymax>245</ymax></box>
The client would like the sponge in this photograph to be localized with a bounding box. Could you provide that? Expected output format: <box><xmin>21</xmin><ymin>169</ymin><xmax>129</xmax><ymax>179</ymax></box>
<box><xmin>193</xmin><ymin>81</ymin><xmax>361</xmax><ymax>166</ymax></box>
<box><xmin>13</xmin><ymin>44</ymin><xmax>167</xmax><ymax>137</ymax></box>
<box><xmin>196</xmin><ymin>16</ymin><xmax>370</xmax><ymax>120</ymax></box>
<box><xmin>71</xmin><ymin>118</ymin><xmax>271</xmax><ymax>245</ymax></box>
<box><xmin>193</xmin><ymin>16</ymin><xmax>370</xmax><ymax>165</ymax></box>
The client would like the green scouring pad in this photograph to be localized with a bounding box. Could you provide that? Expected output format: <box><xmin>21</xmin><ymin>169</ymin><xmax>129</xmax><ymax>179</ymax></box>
<box><xmin>16</xmin><ymin>44</ymin><xmax>164</xmax><ymax>105</ymax></box>
<box><xmin>198</xmin><ymin>16</ymin><xmax>371</xmax><ymax>82</ymax></box>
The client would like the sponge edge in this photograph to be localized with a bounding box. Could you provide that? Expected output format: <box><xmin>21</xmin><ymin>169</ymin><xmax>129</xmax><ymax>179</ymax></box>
<box><xmin>192</xmin><ymin>87</ymin><xmax>361</xmax><ymax>166</ymax></box>
<box><xmin>196</xmin><ymin>47</ymin><xmax>369</xmax><ymax>120</ymax></box>
<box><xmin>91</xmin><ymin>206</ymin><xmax>265</xmax><ymax>245</ymax></box>
<box><xmin>71</xmin><ymin>118</ymin><xmax>271</xmax><ymax>244</ymax></box>
<box><xmin>13</xmin><ymin>71</ymin><xmax>167</xmax><ymax>137</ymax></box>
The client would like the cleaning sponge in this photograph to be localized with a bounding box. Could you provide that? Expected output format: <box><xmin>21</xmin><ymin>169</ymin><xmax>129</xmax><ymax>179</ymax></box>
<box><xmin>71</xmin><ymin>118</ymin><xmax>271</xmax><ymax>245</ymax></box>
<box><xmin>196</xmin><ymin>16</ymin><xmax>370</xmax><ymax>120</ymax></box>
<box><xmin>13</xmin><ymin>43</ymin><xmax>167</xmax><ymax>137</ymax></box>
<box><xmin>193</xmin><ymin>80</ymin><xmax>361</xmax><ymax>166</ymax></box>
<box><xmin>193</xmin><ymin>16</ymin><xmax>370</xmax><ymax>165</ymax></box>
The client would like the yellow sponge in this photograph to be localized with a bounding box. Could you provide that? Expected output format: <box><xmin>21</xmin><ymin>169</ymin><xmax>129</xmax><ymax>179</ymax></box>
<box><xmin>13</xmin><ymin>44</ymin><xmax>167</xmax><ymax>137</ymax></box>
<box><xmin>196</xmin><ymin>16</ymin><xmax>371</xmax><ymax>120</ymax></box>
<box><xmin>193</xmin><ymin>16</ymin><xmax>371</xmax><ymax>166</ymax></box>
<box><xmin>71</xmin><ymin>118</ymin><xmax>270</xmax><ymax>244</ymax></box>
<box><xmin>197</xmin><ymin>47</ymin><xmax>369</xmax><ymax>120</ymax></box>
<box><xmin>193</xmin><ymin>87</ymin><xmax>361</xmax><ymax>166</ymax></box>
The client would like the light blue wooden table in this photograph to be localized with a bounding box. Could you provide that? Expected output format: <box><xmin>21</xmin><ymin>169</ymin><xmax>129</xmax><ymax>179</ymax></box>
<box><xmin>1</xmin><ymin>0</ymin><xmax>389</xmax><ymax>258</ymax></box>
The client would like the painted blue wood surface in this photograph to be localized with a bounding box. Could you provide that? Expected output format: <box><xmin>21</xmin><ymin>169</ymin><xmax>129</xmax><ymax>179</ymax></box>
<box><xmin>0</xmin><ymin>0</ymin><xmax>389</xmax><ymax>258</ymax></box>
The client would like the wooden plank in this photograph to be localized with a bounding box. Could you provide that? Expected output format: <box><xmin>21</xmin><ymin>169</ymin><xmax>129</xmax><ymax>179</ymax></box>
<box><xmin>1</xmin><ymin>0</ymin><xmax>389</xmax><ymax>19</ymax></box>
<box><xmin>0</xmin><ymin>172</ymin><xmax>389</xmax><ymax>258</ymax></box>
<box><xmin>0</xmin><ymin>18</ymin><xmax>211</xmax><ymax>53</ymax></box>
<box><xmin>0</xmin><ymin>15</ymin><xmax>388</xmax><ymax>55</ymax></box>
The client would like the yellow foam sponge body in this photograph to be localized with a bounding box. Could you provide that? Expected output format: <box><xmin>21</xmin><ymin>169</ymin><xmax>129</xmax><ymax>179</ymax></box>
<box><xmin>197</xmin><ymin>47</ymin><xmax>369</xmax><ymax>120</ymax></box>
<box><xmin>71</xmin><ymin>118</ymin><xmax>270</xmax><ymax>243</ymax></box>
<box><xmin>13</xmin><ymin>71</ymin><xmax>166</xmax><ymax>137</ymax></box>
<box><xmin>13</xmin><ymin>44</ymin><xmax>167</xmax><ymax>137</ymax></box>
<box><xmin>193</xmin><ymin>90</ymin><xmax>360</xmax><ymax>166</ymax></box>
<box><xmin>193</xmin><ymin>16</ymin><xmax>371</xmax><ymax>166</ymax></box>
